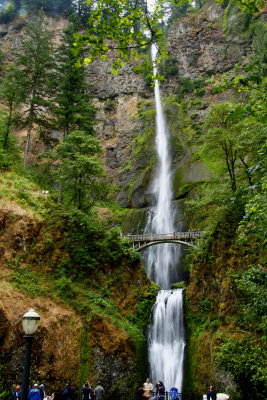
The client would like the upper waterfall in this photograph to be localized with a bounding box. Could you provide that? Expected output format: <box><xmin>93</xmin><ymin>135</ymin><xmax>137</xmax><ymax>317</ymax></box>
<box><xmin>143</xmin><ymin>44</ymin><xmax>181</xmax><ymax>289</ymax></box>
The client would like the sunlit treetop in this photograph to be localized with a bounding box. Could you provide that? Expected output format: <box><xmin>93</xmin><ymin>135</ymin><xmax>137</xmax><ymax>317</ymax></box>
<box><xmin>73</xmin><ymin>0</ymin><xmax>191</xmax><ymax>72</ymax></box>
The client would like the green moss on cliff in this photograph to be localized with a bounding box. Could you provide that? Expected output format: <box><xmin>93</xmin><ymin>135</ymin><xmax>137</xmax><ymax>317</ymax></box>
<box><xmin>0</xmin><ymin>169</ymin><xmax>157</xmax><ymax>391</ymax></box>
<box><xmin>185</xmin><ymin>179</ymin><xmax>267</xmax><ymax>398</ymax></box>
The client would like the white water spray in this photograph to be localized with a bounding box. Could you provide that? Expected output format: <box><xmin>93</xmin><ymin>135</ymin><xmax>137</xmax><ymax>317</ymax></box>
<box><xmin>148</xmin><ymin>290</ymin><xmax>185</xmax><ymax>391</ymax></box>
<box><xmin>143</xmin><ymin>44</ymin><xmax>185</xmax><ymax>392</ymax></box>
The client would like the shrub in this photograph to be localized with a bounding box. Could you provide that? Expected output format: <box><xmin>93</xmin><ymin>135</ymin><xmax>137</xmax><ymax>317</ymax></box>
<box><xmin>216</xmin><ymin>337</ymin><xmax>267</xmax><ymax>399</ymax></box>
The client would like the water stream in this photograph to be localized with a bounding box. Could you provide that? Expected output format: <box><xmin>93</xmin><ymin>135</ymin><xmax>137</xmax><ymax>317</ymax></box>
<box><xmin>142</xmin><ymin>44</ymin><xmax>185</xmax><ymax>392</ymax></box>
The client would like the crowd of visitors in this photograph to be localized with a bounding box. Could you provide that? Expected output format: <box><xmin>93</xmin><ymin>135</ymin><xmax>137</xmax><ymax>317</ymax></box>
<box><xmin>136</xmin><ymin>379</ymin><xmax>229</xmax><ymax>400</ymax></box>
<box><xmin>11</xmin><ymin>381</ymin><xmax>105</xmax><ymax>400</ymax></box>
<box><xmin>11</xmin><ymin>380</ymin><xmax>228</xmax><ymax>400</ymax></box>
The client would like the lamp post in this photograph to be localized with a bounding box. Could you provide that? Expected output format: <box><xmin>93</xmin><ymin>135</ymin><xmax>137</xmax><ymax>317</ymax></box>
<box><xmin>21</xmin><ymin>309</ymin><xmax>40</xmax><ymax>400</ymax></box>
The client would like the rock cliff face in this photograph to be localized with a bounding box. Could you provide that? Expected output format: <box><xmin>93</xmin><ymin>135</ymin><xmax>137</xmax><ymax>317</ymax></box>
<box><xmin>165</xmin><ymin>2</ymin><xmax>251</xmax><ymax>87</ymax></box>
<box><xmin>93</xmin><ymin>94</ymin><xmax>151</xmax><ymax>207</ymax></box>
<box><xmin>0</xmin><ymin>4</ymin><xmax>252</xmax><ymax>209</ymax></box>
<box><xmin>84</xmin><ymin>2</ymin><xmax>253</xmax><ymax>208</ymax></box>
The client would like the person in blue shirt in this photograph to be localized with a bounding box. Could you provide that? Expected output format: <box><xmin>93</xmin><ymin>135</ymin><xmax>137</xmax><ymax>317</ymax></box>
<box><xmin>12</xmin><ymin>386</ymin><xmax>21</xmax><ymax>400</ymax></box>
<box><xmin>82</xmin><ymin>382</ymin><xmax>91</xmax><ymax>400</ymax></box>
<box><xmin>28</xmin><ymin>384</ymin><xmax>41</xmax><ymax>400</ymax></box>
<box><xmin>61</xmin><ymin>382</ymin><xmax>74</xmax><ymax>400</ymax></box>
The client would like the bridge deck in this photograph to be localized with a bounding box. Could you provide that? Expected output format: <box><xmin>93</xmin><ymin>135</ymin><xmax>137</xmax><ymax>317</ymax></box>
<box><xmin>126</xmin><ymin>231</ymin><xmax>201</xmax><ymax>242</ymax></box>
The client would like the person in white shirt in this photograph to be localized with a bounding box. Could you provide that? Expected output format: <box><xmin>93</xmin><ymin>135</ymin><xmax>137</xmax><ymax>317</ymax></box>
<box><xmin>143</xmin><ymin>378</ymin><xmax>153</xmax><ymax>398</ymax></box>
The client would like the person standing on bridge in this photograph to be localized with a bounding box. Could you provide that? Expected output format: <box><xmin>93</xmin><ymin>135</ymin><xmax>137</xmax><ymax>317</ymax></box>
<box><xmin>207</xmin><ymin>386</ymin><xmax>217</xmax><ymax>400</ymax></box>
<box><xmin>82</xmin><ymin>382</ymin><xmax>92</xmax><ymax>400</ymax></box>
<box><xmin>143</xmin><ymin>379</ymin><xmax>153</xmax><ymax>398</ymax></box>
<box><xmin>94</xmin><ymin>383</ymin><xmax>104</xmax><ymax>400</ymax></box>
<box><xmin>156</xmin><ymin>381</ymin><xmax>165</xmax><ymax>400</ymax></box>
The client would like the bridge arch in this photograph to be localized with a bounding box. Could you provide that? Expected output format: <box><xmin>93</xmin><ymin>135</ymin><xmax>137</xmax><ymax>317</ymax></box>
<box><xmin>134</xmin><ymin>240</ymin><xmax>198</xmax><ymax>251</ymax></box>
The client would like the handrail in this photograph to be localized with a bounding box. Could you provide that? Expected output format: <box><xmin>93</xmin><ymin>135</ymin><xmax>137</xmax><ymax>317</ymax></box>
<box><xmin>73</xmin><ymin>391</ymin><xmax>203</xmax><ymax>400</ymax></box>
<box><xmin>125</xmin><ymin>231</ymin><xmax>202</xmax><ymax>242</ymax></box>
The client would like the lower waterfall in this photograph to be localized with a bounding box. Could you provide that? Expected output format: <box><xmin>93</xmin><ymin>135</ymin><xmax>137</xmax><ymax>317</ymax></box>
<box><xmin>142</xmin><ymin>43</ymin><xmax>185</xmax><ymax>392</ymax></box>
<box><xmin>148</xmin><ymin>290</ymin><xmax>185</xmax><ymax>391</ymax></box>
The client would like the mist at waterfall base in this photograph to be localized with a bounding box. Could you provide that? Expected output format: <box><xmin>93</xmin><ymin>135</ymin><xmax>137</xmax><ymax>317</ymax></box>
<box><xmin>142</xmin><ymin>44</ymin><xmax>186</xmax><ymax>393</ymax></box>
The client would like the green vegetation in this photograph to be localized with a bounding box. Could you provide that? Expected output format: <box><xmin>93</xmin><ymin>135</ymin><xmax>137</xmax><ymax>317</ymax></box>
<box><xmin>0</xmin><ymin>0</ymin><xmax>266</xmax><ymax>397</ymax></box>
<box><xmin>54</xmin><ymin>131</ymin><xmax>107</xmax><ymax>210</ymax></box>
<box><xmin>176</xmin><ymin>77</ymin><xmax>206</xmax><ymax>100</ymax></box>
<box><xmin>1</xmin><ymin>175</ymin><xmax>154</xmax><ymax>388</ymax></box>
<box><xmin>182</xmin><ymin>32</ymin><xmax>267</xmax><ymax>400</ymax></box>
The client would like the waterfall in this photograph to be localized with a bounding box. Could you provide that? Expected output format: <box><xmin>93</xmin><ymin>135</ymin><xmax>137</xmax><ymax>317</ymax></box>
<box><xmin>142</xmin><ymin>44</ymin><xmax>185</xmax><ymax>392</ymax></box>
<box><xmin>143</xmin><ymin>44</ymin><xmax>181</xmax><ymax>290</ymax></box>
<box><xmin>148</xmin><ymin>290</ymin><xmax>185</xmax><ymax>391</ymax></box>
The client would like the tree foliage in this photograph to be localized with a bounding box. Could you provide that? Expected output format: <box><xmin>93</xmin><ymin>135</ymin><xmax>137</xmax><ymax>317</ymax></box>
<box><xmin>216</xmin><ymin>337</ymin><xmax>267</xmax><ymax>399</ymax></box>
<box><xmin>14</xmin><ymin>11</ymin><xmax>55</xmax><ymax>166</ymax></box>
<box><xmin>54</xmin><ymin>130</ymin><xmax>107</xmax><ymax>210</ymax></box>
<box><xmin>216</xmin><ymin>0</ymin><xmax>266</xmax><ymax>13</ymax></box>
<box><xmin>73</xmin><ymin>0</ymin><xmax>191</xmax><ymax>71</ymax></box>
<box><xmin>0</xmin><ymin>65</ymin><xmax>24</xmax><ymax>149</ymax></box>
<box><xmin>52</xmin><ymin>19</ymin><xmax>96</xmax><ymax>139</ymax></box>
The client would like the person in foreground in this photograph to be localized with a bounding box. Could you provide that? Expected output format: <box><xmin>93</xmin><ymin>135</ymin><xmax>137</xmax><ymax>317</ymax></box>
<box><xmin>207</xmin><ymin>386</ymin><xmax>216</xmax><ymax>400</ymax></box>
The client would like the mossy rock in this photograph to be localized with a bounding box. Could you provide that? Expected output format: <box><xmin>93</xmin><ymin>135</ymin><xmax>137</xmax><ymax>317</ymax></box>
<box><xmin>171</xmin><ymin>281</ymin><xmax>187</xmax><ymax>289</ymax></box>
<box><xmin>173</xmin><ymin>167</ymin><xmax>187</xmax><ymax>191</ymax></box>
<box><xmin>119</xmin><ymin>208</ymin><xmax>149</xmax><ymax>234</ymax></box>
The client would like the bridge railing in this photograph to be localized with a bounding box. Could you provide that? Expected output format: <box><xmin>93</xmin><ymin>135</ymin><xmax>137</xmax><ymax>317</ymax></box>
<box><xmin>74</xmin><ymin>392</ymin><xmax>203</xmax><ymax>400</ymax></box>
<box><xmin>125</xmin><ymin>231</ymin><xmax>202</xmax><ymax>242</ymax></box>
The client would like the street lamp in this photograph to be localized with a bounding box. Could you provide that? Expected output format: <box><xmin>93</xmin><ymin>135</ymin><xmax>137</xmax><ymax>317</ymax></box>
<box><xmin>21</xmin><ymin>309</ymin><xmax>40</xmax><ymax>400</ymax></box>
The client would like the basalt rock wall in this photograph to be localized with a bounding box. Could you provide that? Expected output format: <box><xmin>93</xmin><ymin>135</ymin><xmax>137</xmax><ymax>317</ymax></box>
<box><xmin>164</xmin><ymin>2</ymin><xmax>251</xmax><ymax>90</ymax></box>
<box><xmin>85</xmin><ymin>1</ymin><xmax>253</xmax><ymax>209</ymax></box>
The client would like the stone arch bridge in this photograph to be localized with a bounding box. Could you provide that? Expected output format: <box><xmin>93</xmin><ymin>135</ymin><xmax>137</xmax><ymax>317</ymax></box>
<box><xmin>125</xmin><ymin>231</ymin><xmax>202</xmax><ymax>251</ymax></box>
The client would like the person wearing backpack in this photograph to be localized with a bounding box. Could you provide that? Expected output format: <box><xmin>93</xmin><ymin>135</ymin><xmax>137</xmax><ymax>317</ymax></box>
<box><xmin>169</xmin><ymin>387</ymin><xmax>179</xmax><ymax>400</ymax></box>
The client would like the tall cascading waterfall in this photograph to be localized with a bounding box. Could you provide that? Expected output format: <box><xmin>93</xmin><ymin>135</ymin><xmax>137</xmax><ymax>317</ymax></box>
<box><xmin>142</xmin><ymin>44</ymin><xmax>185</xmax><ymax>392</ymax></box>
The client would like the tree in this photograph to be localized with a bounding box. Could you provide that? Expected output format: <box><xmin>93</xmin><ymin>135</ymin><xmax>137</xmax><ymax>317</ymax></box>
<box><xmin>15</xmin><ymin>11</ymin><xmax>55</xmax><ymax>167</ymax></box>
<box><xmin>54</xmin><ymin>130</ymin><xmax>107</xmax><ymax>210</ymax></box>
<box><xmin>199</xmin><ymin>103</ymin><xmax>242</xmax><ymax>192</ymax></box>
<box><xmin>22</xmin><ymin>0</ymin><xmax>72</xmax><ymax>14</ymax></box>
<box><xmin>52</xmin><ymin>19</ymin><xmax>96</xmax><ymax>139</ymax></box>
<box><xmin>0</xmin><ymin>0</ymin><xmax>20</xmax><ymax>23</ymax></box>
<box><xmin>70</xmin><ymin>0</ymin><xmax>93</xmax><ymax>24</ymax></box>
<box><xmin>217</xmin><ymin>0</ymin><xmax>265</xmax><ymax>13</ymax></box>
<box><xmin>0</xmin><ymin>65</ymin><xmax>24</xmax><ymax>149</ymax></box>
<box><xmin>168</xmin><ymin>0</ymin><xmax>191</xmax><ymax>24</ymax></box>
<box><xmin>73</xmin><ymin>0</ymin><xmax>169</xmax><ymax>70</ymax></box>
<box><xmin>199</xmin><ymin>99</ymin><xmax>266</xmax><ymax>190</ymax></box>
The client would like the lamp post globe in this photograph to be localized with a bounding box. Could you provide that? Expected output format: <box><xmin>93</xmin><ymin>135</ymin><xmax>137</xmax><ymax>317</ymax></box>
<box><xmin>21</xmin><ymin>309</ymin><xmax>40</xmax><ymax>400</ymax></box>
<box><xmin>22</xmin><ymin>308</ymin><xmax>40</xmax><ymax>336</ymax></box>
